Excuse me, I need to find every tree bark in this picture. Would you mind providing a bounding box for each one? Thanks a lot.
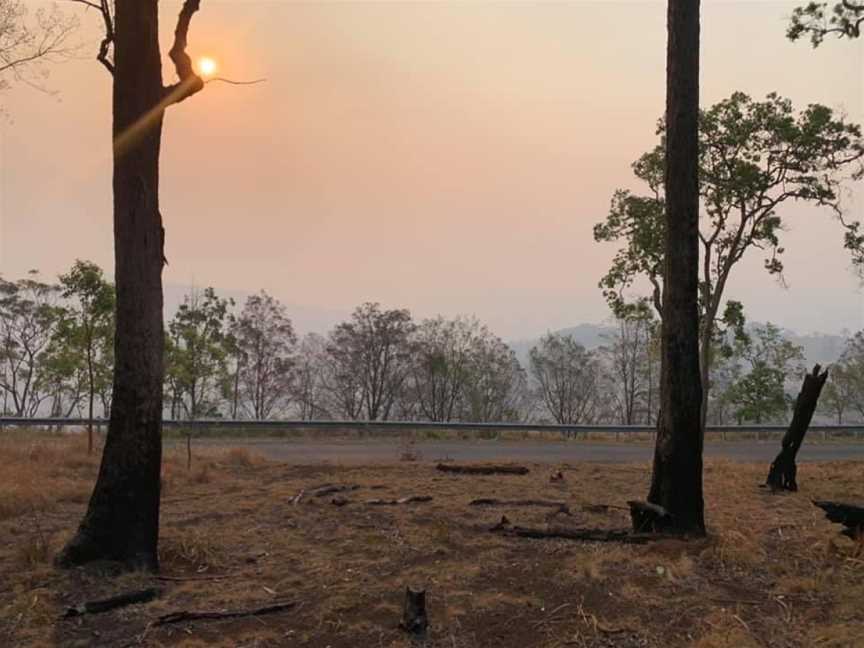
[56,0,167,571]
[641,0,705,535]
[766,365,828,492]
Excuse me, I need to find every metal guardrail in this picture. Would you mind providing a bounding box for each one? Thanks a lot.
[1,417,863,435]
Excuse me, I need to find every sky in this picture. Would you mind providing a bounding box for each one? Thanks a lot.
[1,0,863,339]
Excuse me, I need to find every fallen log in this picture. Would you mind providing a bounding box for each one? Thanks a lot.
[766,365,829,492]
[154,601,296,626]
[367,496,433,506]
[490,516,658,544]
[63,588,160,618]
[813,500,864,540]
[470,498,571,514]
[436,463,529,475]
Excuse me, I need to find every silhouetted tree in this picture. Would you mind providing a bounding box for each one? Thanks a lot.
[230,292,297,420]
[639,0,705,535]
[58,0,208,570]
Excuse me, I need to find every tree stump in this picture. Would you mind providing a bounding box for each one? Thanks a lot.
[399,587,428,639]
[766,365,828,492]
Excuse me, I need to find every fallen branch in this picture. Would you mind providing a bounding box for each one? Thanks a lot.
[583,503,630,513]
[367,496,433,506]
[436,464,529,476]
[153,601,296,626]
[470,498,571,514]
[490,516,659,544]
[63,588,160,618]
[311,484,360,498]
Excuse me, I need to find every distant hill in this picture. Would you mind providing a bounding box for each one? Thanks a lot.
[510,322,850,368]
[509,323,614,365]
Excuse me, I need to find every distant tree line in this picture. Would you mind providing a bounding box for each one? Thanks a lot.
[4,262,861,427]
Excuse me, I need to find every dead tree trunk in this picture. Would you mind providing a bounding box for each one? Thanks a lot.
[637,0,705,535]
[57,0,205,571]
[766,365,828,492]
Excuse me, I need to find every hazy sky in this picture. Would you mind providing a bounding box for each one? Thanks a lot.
[1,1,863,338]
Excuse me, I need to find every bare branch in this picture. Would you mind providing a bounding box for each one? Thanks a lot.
[163,0,204,106]
[65,0,113,75]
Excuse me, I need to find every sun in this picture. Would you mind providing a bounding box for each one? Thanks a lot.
[197,57,217,78]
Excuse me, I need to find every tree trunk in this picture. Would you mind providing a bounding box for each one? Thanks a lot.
[639,0,705,535]
[56,0,166,571]
[766,365,828,492]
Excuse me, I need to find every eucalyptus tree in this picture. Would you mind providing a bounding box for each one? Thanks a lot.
[529,332,601,424]
[598,302,660,425]
[0,273,63,417]
[594,92,864,427]
[637,0,705,535]
[230,292,297,420]
[461,334,527,423]
[57,260,115,452]
[165,287,232,419]
[324,303,415,421]
[59,0,212,570]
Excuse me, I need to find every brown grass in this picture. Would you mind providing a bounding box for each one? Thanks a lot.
[0,432,862,647]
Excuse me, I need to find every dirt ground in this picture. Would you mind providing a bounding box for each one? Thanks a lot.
[1,434,862,648]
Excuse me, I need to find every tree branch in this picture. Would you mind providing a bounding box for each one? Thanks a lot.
[163,0,204,105]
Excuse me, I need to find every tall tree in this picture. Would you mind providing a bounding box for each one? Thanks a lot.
[409,316,487,423]
[230,292,297,420]
[58,0,208,570]
[594,92,864,426]
[599,302,660,425]
[529,332,601,424]
[639,0,705,535]
[58,260,115,452]
[324,303,415,421]
[788,1,864,46]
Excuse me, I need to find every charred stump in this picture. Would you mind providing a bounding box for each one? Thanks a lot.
[399,587,428,639]
[813,500,864,540]
[766,365,828,492]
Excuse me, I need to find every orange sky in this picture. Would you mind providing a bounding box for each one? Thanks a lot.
[1,1,862,338]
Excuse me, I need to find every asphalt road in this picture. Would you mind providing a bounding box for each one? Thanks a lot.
[184,438,864,464]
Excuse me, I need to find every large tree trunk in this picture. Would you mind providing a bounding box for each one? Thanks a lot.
[56,0,166,571]
[766,365,829,492]
[639,0,705,535]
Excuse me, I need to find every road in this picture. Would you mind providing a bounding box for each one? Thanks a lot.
[183,438,864,464]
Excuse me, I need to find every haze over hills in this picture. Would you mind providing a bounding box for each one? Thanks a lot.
[165,282,851,368]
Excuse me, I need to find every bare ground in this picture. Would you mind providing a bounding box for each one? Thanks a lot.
[1,434,862,647]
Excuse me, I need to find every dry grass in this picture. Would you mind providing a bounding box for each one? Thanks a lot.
[0,432,862,647]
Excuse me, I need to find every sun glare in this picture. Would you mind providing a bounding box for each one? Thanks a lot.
[198,57,217,78]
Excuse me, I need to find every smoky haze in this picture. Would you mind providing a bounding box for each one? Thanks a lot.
[1,1,862,339]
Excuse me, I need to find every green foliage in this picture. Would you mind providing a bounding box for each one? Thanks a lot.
[165,287,233,419]
[788,2,864,46]
[594,92,864,409]
[722,323,806,424]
